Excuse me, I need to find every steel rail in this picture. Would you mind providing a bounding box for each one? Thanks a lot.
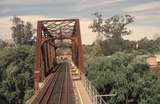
[47,63,66,104]
[57,63,67,104]
[40,64,63,104]
[30,64,62,104]
[31,62,75,104]
[59,63,69,104]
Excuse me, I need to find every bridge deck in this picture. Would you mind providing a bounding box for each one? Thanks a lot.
[30,62,75,104]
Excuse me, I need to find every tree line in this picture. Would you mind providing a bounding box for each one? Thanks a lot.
[85,12,160,56]
[0,16,35,104]
[85,13,160,104]
[0,14,160,104]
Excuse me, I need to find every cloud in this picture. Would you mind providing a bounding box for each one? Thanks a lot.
[77,0,124,11]
[0,0,50,5]
[124,1,160,12]
[0,15,160,44]
[0,15,51,41]
[0,16,12,40]
[0,15,97,44]
[80,18,97,44]
[135,15,160,20]
[0,8,11,14]
[123,25,160,40]
[22,16,97,44]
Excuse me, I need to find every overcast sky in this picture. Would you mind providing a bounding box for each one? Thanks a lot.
[0,0,160,44]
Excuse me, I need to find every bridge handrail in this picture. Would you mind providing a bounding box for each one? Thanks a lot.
[82,75,108,104]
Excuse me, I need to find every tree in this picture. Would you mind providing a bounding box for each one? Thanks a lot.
[0,39,6,48]
[89,12,134,40]
[11,16,35,45]
[92,40,104,56]
[137,37,160,54]
[0,45,34,104]
[86,52,160,104]
[23,22,35,44]
[89,13,134,55]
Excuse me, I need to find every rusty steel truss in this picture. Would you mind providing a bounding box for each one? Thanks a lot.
[34,19,85,92]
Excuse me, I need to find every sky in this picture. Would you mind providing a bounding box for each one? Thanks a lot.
[0,0,160,44]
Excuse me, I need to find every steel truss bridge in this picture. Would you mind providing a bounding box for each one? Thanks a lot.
[28,19,107,104]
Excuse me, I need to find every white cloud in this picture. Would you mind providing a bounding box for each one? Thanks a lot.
[78,0,124,11]
[0,17,12,40]
[0,15,97,44]
[0,0,50,5]
[124,1,160,12]
[1,15,160,44]
[0,8,11,14]
[135,15,160,20]
[0,15,51,40]
[20,16,97,44]
[80,18,97,44]
[123,25,160,40]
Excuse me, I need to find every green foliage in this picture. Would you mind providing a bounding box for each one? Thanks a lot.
[89,12,134,39]
[0,39,7,49]
[0,16,35,104]
[83,45,94,55]
[11,16,35,45]
[0,45,34,104]
[84,36,160,56]
[86,52,160,103]
[89,13,160,56]
[89,13,135,56]
[99,38,136,55]
[137,37,160,54]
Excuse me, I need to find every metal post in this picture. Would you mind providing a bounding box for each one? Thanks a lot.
[75,19,85,75]
[34,21,42,92]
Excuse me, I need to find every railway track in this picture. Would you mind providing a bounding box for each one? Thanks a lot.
[30,62,75,104]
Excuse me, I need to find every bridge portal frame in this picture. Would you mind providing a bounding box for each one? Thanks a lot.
[34,19,85,92]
